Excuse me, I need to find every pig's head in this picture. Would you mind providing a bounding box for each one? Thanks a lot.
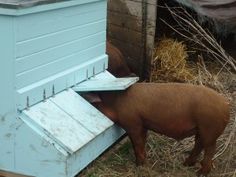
[81,92,118,123]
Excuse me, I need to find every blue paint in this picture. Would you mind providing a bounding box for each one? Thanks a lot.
[73,72,139,92]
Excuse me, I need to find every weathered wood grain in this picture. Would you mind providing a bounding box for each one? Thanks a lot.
[107,0,157,77]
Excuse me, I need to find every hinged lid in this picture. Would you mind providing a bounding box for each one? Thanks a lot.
[73,71,139,92]
[19,89,113,154]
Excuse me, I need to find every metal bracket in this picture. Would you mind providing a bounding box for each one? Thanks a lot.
[26,96,30,110]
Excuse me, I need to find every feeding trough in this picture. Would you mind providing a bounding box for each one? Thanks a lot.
[0,0,138,176]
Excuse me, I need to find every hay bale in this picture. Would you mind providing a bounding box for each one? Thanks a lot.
[151,38,195,82]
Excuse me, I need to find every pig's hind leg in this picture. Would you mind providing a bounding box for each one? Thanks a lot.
[184,134,203,166]
[197,126,219,176]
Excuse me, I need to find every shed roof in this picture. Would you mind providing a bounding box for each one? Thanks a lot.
[0,0,69,9]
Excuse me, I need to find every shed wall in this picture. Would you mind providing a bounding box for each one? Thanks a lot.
[107,0,157,78]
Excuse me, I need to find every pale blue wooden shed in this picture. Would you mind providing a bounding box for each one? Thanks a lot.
[0,0,138,176]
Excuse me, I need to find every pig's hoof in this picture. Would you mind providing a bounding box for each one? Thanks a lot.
[135,161,145,167]
[183,158,197,166]
[197,168,210,177]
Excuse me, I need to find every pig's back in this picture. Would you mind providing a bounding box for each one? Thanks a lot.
[125,83,229,139]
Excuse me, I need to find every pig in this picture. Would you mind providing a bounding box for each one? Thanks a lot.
[86,83,230,176]
[106,41,134,77]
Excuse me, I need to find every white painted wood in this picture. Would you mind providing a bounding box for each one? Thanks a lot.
[17,88,126,177]
[50,89,113,135]
[16,55,108,110]
[0,15,17,171]
[67,125,125,177]
[16,31,105,74]
[73,75,139,92]
[90,70,116,79]
[16,112,125,177]
[21,99,95,154]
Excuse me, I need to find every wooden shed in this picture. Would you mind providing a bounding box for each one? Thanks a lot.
[107,0,158,78]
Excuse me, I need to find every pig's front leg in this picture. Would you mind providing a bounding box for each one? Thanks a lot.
[127,126,148,165]
[184,134,203,166]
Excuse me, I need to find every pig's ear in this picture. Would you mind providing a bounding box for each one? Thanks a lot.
[81,92,102,103]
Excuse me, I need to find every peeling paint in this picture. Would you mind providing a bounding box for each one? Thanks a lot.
[5,133,12,138]
[29,144,37,152]
[0,116,5,122]
[41,139,50,148]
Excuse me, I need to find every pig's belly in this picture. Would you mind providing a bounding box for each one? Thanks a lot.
[144,118,197,140]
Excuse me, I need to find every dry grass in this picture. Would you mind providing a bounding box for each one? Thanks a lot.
[150,38,195,83]
[160,6,236,72]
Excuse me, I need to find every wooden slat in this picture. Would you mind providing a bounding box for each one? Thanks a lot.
[16,56,108,110]
[16,31,106,74]
[16,45,106,89]
[108,11,156,35]
[108,24,142,46]
[20,99,95,154]
[108,38,143,60]
[15,1,106,41]
[73,76,139,92]
[87,70,116,79]
[16,20,106,58]
[50,89,113,135]
[108,0,156,21]
[107,0,157,78]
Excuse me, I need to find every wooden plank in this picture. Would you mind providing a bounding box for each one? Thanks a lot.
[50,89,113,135]
[16,20,106,58]
[73,76,139,92]
[108,11,142,32]
[107,0,157,78]
[16,31,105,73]
[67,125,125,177]
[16,56,108,110]
[14,113,125,177]
[108,24,142,46]
[20,99,95,154]
[15,1,106,41]
[108,0,156,5]
[108,11,156,35]
[16,45,106,89]
[90,70,116,79]
[0,15,17,171]
[108,0,156,21]
[108,38,143,60]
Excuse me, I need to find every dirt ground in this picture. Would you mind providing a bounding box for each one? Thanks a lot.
[77,70,236,177]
